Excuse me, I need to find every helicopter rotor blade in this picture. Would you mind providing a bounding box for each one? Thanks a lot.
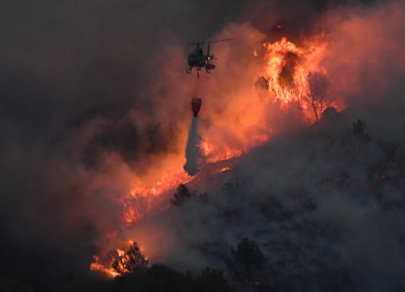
[205,38,238,44]
[189,38,238,46]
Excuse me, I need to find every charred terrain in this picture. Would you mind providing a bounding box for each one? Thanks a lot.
[1,0,405,291]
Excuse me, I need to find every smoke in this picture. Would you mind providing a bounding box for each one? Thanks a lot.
[184,117,202,176]
[1,0,404,290]
[126,1,405,291]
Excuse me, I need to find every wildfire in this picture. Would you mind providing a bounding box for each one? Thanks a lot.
[118,170,192,225]
[91,32,345,277]
[260,37,345,123]
[90,255,120,278]
[200,140,243,163]
[129,171,191,198]
[91,240,150,277]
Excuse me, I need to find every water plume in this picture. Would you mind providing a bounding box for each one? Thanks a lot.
[183,116,202,176]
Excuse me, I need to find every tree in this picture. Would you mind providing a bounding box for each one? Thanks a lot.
[112,242,148,276]
[170,184,193,207]
[133,264,192,292]
[223,175,245,192]
[113,264,231,292]
[269,77,306,110]
[307,71,329,121]
[255,76,270,101]
[351,119,366,137]
[192,267,232,292]
[226,238,267,284]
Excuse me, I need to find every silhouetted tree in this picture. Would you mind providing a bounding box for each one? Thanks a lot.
[255,76,270,100]
[112,242,148,276]
[308,71,329,121]
[193,267,232,292]
[227,238,267,284]
[351,119,366,137]
[133,264,192,292]
[113,264,231,292]
[170,184,193,207]
[223,176,245,192]
[56,278,112,292]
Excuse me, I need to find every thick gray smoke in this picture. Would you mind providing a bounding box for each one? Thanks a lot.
[184,117,202,176]
[0,0,401,291]
[131,109,405,291]
[127,1,405,291]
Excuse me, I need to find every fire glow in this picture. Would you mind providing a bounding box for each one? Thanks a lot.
[261,37,343,121]
[91,33,345,276]
[90,255,120,278]
[117,170,192,225]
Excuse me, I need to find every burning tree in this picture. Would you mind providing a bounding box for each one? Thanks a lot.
[112,242,148,276]
[266,71,330,122]
[226,237,267,284]
[269,77,306,110]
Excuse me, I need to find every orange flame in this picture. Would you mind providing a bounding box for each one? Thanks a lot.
[90,255,120,278]
[112,36,336,225]
[116,170,192,225]
[91,33,346,275]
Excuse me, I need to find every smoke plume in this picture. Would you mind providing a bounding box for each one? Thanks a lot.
[1,0,404,291]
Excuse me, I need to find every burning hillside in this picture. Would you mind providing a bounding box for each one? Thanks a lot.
[89,2,405,281]
[86,26,340,276]
[2,0,405,291]
[97,37,327,227]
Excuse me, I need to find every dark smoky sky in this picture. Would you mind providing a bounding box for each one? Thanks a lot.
[0,0,399,290]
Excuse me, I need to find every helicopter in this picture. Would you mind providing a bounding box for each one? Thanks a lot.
[186,38,236,77]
